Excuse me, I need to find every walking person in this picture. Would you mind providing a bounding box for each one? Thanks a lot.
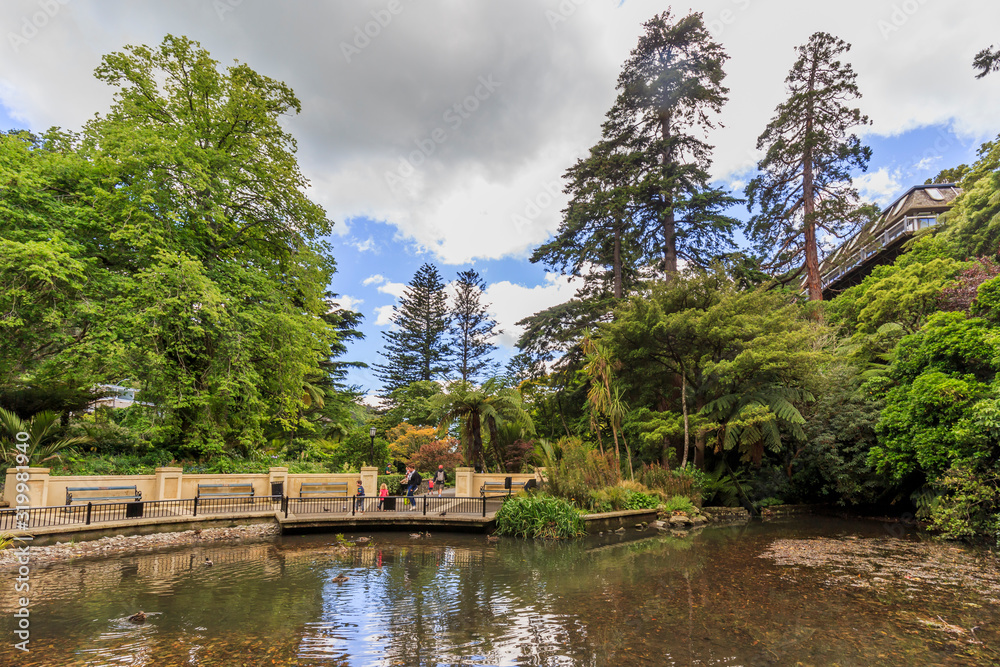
[433,465,446,497]
[402,466,414,508]
[354,479,366,513]
[406,467,422,510]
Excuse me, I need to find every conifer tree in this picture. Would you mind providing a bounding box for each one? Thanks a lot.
[605,10,738,278]
[745,32,876,301]
[450,269,501,383]
[373,263,449,394]
[531,138,643,300]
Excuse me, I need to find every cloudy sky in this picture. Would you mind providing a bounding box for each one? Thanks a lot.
[3,0,999,395]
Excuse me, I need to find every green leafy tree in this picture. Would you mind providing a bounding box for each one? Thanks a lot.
[939,134,1000,258]
[745,32,876,300]
[374,263,450,393]
[450,269,500,383]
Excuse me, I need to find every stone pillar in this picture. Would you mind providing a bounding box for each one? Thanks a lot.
[4,467,50,507]
[360,466,378,498]
[268,467,289,496]
[455,467,473,497]
[154,467,184,500]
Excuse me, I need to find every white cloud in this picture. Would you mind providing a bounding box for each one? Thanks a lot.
[485,272,583,349]
[362,274,386,287]
[373,305,395,327]
[913,155,939,172]
[351,236,376,253]
[857,167,903,206]
[332,294,364,312]
[377,281,406,298]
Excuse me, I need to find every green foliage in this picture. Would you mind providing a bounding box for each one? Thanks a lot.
[927,462,1000,544]
[540,437,622,503]
[0,408,92,468]
[757,497,786,508]
[432,378,534,469]
[622,490,659,510]
[377,474,406,495]
[826,238,965,336]
[493,493,586,539]
[664,495,696,513]
[636,463,699,500]
[940,134,1000,257]
[696,463,742,507]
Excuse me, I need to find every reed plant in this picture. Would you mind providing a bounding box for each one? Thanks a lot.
[494,493,586,539]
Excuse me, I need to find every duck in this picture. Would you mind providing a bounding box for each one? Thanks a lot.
[331,574,349,583]
[356,536,371,544]
[409,533,423,539]
[486,535,500,543]
[423,531,431,538]
[204,557,213,566]
[127,611,146,624]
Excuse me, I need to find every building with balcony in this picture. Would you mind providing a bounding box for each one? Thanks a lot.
[818,183,962,299]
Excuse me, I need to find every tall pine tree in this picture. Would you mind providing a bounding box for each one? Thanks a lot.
[450,269,501,383]
[745,32,876,300]
[374,263,449,394]
[606,10,739,278]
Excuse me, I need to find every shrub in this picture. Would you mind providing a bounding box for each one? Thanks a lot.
[406,439,463,473]
[757,497,785,508]
[637,463,698,501]
[622,491,659,510]
[494,493,586,539]
[378,474,406,495]
[664,495,696,514]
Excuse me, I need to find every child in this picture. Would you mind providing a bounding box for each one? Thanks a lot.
[377,482,389,511]
[355,479,365,513]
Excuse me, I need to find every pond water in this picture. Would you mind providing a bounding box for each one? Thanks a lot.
[0,516,997,666]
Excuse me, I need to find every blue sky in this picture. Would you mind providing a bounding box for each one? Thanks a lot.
[1,1,998,397]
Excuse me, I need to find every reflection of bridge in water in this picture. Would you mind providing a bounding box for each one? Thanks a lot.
[278,495,506,534]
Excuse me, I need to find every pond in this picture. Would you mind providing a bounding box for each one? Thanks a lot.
[0,516,997,666]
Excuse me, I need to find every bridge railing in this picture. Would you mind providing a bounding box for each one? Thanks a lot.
[284,494,506,519]
[0,493,508,531]
[0,495,283,531]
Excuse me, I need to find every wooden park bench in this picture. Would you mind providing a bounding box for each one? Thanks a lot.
[299,482,349,498]
[481,478,512,498]
[196,482,255,498]
[65,485,141,505]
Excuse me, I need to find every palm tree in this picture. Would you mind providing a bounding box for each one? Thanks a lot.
[432,379,534,470]
[582,336,634,478]
[0,408,93,468]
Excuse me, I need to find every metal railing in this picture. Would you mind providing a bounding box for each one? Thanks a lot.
[0,495,282,531]
[821,215,939,289]
[283,494,505,519]
[0,494,507,531]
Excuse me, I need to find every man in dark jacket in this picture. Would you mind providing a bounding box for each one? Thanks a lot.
[406,467,422,509]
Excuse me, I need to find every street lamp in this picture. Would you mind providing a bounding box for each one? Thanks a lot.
[369,426,376,466]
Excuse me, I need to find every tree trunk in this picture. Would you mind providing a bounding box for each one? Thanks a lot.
[658,110,678,280]
[613,223,623,300]
[694,398,705,469]
[680,368,690,468]
[471,411,483,467]
[803,59,822,302]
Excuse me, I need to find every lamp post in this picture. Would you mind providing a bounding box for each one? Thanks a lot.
[369,426,376,466]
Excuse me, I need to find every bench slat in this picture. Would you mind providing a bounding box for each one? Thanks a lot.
[66,485,141,504]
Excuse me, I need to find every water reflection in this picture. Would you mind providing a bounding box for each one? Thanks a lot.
[0,518,996,665]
